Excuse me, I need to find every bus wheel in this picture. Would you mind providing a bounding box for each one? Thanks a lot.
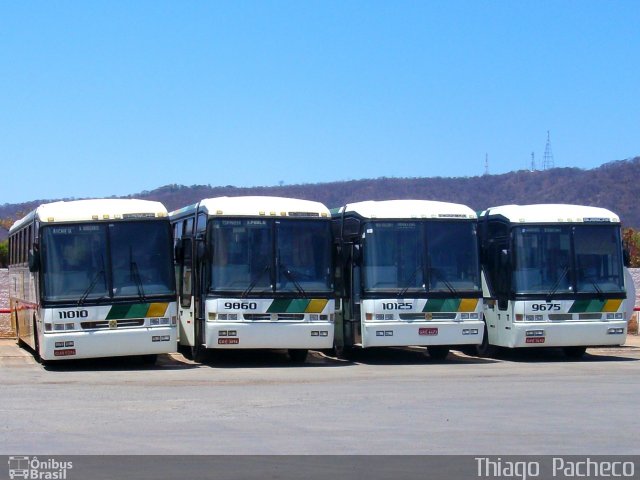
[33,320,43,364]
[189,343,207,363]
[288,349,308,363]
[427,346,450,361]
[476,323,497,358]
[563,346,587,359]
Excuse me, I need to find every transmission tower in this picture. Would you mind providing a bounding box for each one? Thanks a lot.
[530,152,536,171]
[543,131,554,170]
[484,153,489,176]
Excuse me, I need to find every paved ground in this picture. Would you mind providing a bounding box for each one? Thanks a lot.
[1,338,639,456]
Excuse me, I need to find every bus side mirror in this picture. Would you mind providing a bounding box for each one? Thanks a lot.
[28,248,40,272]
[500,249,510,267]
[196,239,207,262]
[623,248,631,268]
[174,243,183,262]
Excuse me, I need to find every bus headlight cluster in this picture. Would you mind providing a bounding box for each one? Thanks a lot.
[460,313,480,320]
[50,322,76,332]
[526,315,544,321]
[309,314,330,322]
[607,328,624,335]
[462,328,479,335]
[150,317,171,326]
[218,314,239,321]
[606,313,625,320]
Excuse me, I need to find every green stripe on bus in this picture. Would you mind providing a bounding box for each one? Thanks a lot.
[266,299,293,313]
[106,303,150,319]
[285,299,310,313]
[106,304,131,320]
[127,303,151,318]
[568,299,606,313]
[422,298,461,312]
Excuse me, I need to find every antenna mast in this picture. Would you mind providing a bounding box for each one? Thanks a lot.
[543,131,554,170]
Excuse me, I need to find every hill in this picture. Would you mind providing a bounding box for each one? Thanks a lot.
[1,157,639,240]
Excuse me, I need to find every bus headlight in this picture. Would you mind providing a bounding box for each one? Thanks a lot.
[607,328,624,335]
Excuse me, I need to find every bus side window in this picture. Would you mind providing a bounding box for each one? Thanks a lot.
[196,213,207,233]
[180,237,193,309]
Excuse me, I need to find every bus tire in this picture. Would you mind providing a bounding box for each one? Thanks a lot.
[33,319,43,364]
[476,323,497,358]
[189,343,207,363]
[427,346,450,361]
[288,349,308,363]
[563,346,587,359]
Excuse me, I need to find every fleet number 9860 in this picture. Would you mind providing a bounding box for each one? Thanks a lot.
[530,303,561,311]
[224,302,258,310]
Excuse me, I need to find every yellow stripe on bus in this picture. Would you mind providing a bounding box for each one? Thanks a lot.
[147,303,169,317]
[603,299,623,312]
[305,299,328,313]
[458,298,479,312]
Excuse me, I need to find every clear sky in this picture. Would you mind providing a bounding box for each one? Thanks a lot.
[1,0,638,204]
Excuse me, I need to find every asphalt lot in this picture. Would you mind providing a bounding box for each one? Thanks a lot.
[1,338,639,456]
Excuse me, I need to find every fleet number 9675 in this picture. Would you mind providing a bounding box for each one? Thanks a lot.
[530,303,561,311]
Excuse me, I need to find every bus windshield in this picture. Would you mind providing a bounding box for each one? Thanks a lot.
[363,221,480,294]
[512,225,624,295]
[209,218,333,294]
[41,221,175,303]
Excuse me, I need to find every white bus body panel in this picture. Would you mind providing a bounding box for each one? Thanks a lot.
[360,298,484,348]
[203,298,334,349]
[39,304,178,361]
[483,297,628,349]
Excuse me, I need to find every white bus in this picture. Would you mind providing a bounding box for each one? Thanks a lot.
[332,200,484,360]
[170,196,335,362]
[8,199,177,363]
[478,204,633,358]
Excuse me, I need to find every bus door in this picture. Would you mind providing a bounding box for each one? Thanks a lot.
[177,236,196,346]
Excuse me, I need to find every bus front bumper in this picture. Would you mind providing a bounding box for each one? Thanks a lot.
[205,322,334,349]
[362,320,485,348]
[508,321,627,348]
[40,326,177,360]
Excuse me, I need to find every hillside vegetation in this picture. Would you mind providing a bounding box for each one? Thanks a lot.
[1,157,640,239]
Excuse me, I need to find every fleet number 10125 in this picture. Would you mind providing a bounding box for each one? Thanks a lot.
[382,302,412,310]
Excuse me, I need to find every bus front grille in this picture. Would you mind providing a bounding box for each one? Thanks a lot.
[243,314,272,321]
[81,319,145,330]
[277,314,305,321]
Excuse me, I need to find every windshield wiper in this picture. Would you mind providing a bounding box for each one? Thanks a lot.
[546,265,569,302]
[398,264,427,297]
[429,267,458,295]
[129,247,146,302]
[279,262,307,297]
[78,270,105,306]
[241,264,271,298]
[579,271,604,300]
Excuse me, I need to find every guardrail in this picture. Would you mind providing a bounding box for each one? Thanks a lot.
[0,308,9,314]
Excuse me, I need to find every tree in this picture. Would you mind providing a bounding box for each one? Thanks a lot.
[623,228,640,268]
[0,240,7,267]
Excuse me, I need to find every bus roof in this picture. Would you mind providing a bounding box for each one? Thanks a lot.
[170,196,330,219]
[334,199,477,220]
[9,199,168,233]
[480,204,620,224]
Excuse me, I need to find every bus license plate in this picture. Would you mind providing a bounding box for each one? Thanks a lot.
[419,328,438,336]
[218,338,239,345]
[526,337,545,344]
[54,349,76,356]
